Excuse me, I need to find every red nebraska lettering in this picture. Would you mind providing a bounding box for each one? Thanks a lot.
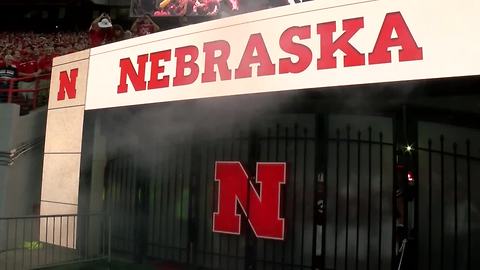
[57,68,79,101]
[173,45,200,86]
[213,162,286,240]
[116,12,422,93]
[235,33,276,79]
[117,54,148,93]
[202,40,232,83]
[148,50,171,89]
[369,12,423,64]
[317,17,365,69]
[279,25,312,74]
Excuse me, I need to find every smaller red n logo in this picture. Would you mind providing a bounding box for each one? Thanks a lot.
[213,162,286,240]
[57,68,79,101]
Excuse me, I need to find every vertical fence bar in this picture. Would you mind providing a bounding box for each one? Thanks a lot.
[67,216,70,261]
[334,128,340,270]
[73,215,77,258]
[377,132,383,270]
[291,124,299,269]
[440,135,444,270]
[366,127,372,270]
[301,128,308,268]
[53,216,56,263]
[14,218,17,270]
[345,126,351,270]
[60,216,63,261]
[22,218,25,270]
[466,140,471,270]
[37,217,40,266]
[30,218,33,268]
[428,139,432,270]
[355,131,361,270]
[453,143,458,268]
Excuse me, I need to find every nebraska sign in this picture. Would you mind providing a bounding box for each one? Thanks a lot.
[84,0,480,110]
[116,12,421,94]
[213,162,287,240]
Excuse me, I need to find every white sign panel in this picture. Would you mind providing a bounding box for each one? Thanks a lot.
[85,0,480,110]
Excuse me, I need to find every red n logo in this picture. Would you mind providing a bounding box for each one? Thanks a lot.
[213,162,286,240]
[57,68,79,101]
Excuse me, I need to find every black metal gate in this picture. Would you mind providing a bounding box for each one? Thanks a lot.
[417,121,480,270]
[102,113,398,270]
[324,115,395,270]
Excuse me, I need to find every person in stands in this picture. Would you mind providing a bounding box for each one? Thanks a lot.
[17,48,41,99]
[0,55,18,101]
[89,13,114,47]
[131,14,160,36]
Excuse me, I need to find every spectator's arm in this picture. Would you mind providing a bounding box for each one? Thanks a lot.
[89,13,105,31]
[178,0,188,16]
[18,70,42,78]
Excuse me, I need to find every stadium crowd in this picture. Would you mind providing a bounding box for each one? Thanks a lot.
[0,12,161,82]
[0,32,89,83]
[133,0,311,17]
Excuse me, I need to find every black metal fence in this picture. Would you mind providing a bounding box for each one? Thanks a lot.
[324,115,395,270]
[101,115,480,270]
[417,122,480,270]
[0,213,111,270]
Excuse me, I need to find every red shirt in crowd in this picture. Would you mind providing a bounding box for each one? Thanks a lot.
[18,59,39,81]
[89,28,114,47]
[38,54,55,73]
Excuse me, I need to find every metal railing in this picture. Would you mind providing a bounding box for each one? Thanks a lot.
[0,213,111,270]
[0,138,44,167]
[0,74,50,115]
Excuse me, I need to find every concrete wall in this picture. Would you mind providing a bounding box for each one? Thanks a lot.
[0,104,47,218]
[0,103,47,251]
